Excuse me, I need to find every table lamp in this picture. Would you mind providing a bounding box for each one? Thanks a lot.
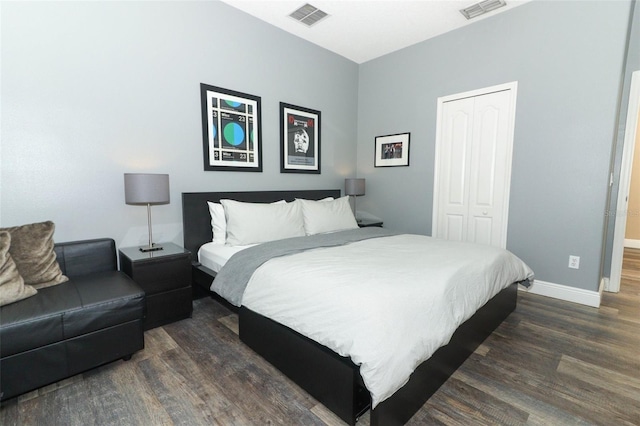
[124,173,170,252]
[345,178,365,222]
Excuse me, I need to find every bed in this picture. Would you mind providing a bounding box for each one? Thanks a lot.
[182,189,532,426]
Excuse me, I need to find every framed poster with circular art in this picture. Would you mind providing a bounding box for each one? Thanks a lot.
[200,83,262,172]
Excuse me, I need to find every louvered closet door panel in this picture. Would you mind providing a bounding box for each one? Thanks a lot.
[467,90,511,247]
[436,97,475,241]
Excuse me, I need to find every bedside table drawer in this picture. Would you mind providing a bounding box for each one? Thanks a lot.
[132,259,190,295]
[145,286,192,330]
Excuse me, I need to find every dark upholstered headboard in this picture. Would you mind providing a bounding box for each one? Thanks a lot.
[181,189,341,257]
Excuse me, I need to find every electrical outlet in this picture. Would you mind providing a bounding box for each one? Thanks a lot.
[568,255,580,269]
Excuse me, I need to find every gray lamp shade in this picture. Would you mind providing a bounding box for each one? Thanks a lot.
[124,173,170,205]
[345,178,365,196]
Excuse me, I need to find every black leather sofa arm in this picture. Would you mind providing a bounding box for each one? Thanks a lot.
[54,238,118,278]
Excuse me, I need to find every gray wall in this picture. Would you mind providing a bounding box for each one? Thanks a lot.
[356,0,632,291]
[1,1,358,247]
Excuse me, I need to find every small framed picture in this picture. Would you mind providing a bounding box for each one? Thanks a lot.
[280,102,321,174]
[374,132,410,167]
[200,83,262,172]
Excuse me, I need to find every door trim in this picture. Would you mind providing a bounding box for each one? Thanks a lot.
[609,70,640,293]
[432,81,518,248]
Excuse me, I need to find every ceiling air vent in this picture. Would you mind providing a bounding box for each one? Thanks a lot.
[460,0,507,20]
[289,3,329,27]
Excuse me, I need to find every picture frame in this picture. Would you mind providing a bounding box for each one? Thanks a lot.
[374,132,410,167]
[280,102,321,174]
[200,83,262,172]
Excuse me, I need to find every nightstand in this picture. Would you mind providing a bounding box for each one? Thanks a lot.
[358,219,383,228]
[119,242,192,330]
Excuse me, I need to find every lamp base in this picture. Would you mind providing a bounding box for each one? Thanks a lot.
[139,244,164,252]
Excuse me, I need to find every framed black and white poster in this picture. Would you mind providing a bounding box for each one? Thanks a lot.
[200,83,262,172]
[374,132,410,167]
[280,102,321,174]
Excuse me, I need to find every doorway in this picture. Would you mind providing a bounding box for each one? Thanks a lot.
[432,82,518,248]
[609,71,640,293]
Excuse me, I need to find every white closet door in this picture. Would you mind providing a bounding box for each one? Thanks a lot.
[433,83,516,248]
[435,97,475,242]
[466,90,512,246]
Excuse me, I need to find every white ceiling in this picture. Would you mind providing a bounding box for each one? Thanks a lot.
[219,0,533,64]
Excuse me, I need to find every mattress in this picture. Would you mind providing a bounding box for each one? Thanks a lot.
[197,242,253,273]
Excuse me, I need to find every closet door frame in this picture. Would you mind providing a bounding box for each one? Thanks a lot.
[432,81,518,248]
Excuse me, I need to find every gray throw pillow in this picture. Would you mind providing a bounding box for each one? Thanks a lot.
[0,231,37,306]
[0,221,68,289]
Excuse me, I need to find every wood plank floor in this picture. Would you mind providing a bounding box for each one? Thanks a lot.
[2,254,639,425]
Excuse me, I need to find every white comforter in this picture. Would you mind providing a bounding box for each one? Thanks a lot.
[241,234,533,408]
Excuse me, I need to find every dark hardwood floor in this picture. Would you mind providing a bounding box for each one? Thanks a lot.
[2,254,639,425]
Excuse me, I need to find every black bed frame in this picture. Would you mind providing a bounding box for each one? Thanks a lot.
[182,190,518,426]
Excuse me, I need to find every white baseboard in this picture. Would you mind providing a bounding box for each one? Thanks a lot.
[519,280,600,308]
[624,238,640,249]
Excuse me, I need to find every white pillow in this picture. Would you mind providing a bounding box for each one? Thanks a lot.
[207,202,227,245]
[208,199,287,245]
[297,196,359,235]
[221,199,305,246]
